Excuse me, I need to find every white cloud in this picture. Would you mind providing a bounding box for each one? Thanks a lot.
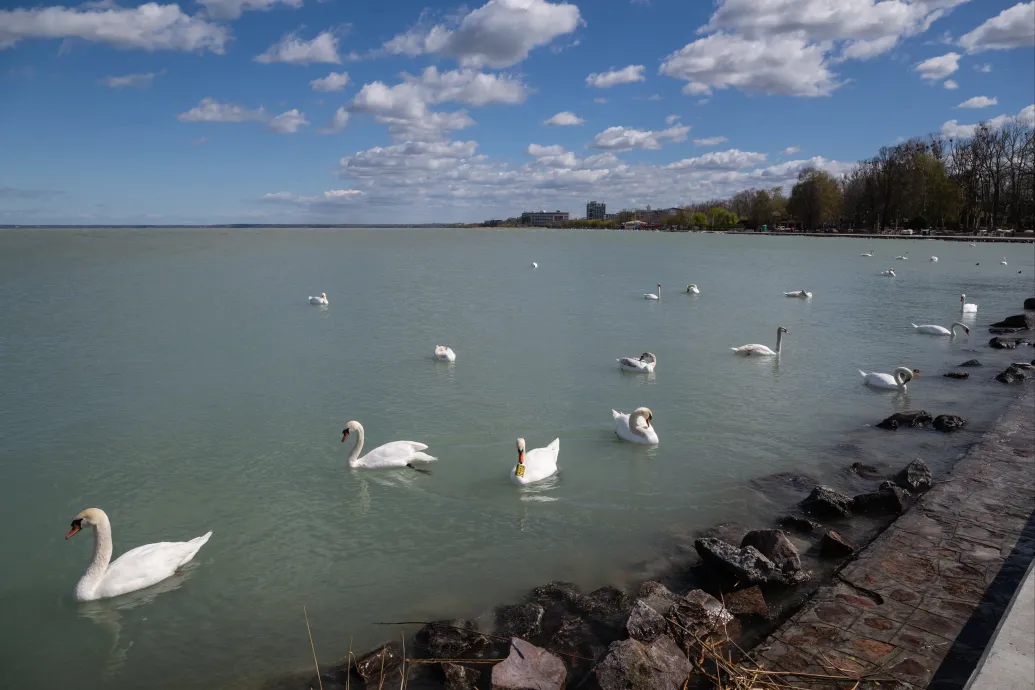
[593,97,608,104]
[527,143,577,168]
[268,109,308,133]
[192,136,209,146]
[660,33,839,97]
[381,0,581,68]
[585,65,645,88]
[665,114,681,125]
[178,97,266,123]
[693,136,728,146]
[943,79,959,89]
[588,124,689,151]
[255,31,340,65]
[959,2,1035,52]
[101,71,159,88]
[0,3,228,53]
[915,52,960,80]
[544,111,584,126]
[667,148,766,170]
[310,71,350,92]
[196,0,301,20]
[974,62,992,72]
[839,35,899,60]
[781,145,800,155]
[404,66,528,106]
[261,189,364,206]
[318,107,349,134]
[940,104,1035,138]
[956,95,997,108]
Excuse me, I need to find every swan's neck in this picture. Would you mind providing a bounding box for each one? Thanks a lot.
[347,426,365,467]
[951,322,965,336]
[77,518,113,598]
[894,371,908,387]
[775,329,784,353]
[630,412,649,435]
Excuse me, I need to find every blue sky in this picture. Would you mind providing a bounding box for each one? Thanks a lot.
[1,0,1033,224]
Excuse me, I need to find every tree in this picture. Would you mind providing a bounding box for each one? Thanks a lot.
[788,167,843,229]
[690,212,708,227]
[707,207,737,227]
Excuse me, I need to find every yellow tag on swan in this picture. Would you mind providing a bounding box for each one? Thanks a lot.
[515,464,525,478]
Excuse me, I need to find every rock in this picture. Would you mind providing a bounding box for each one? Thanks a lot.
[748,472,818,494]
[529,581,580,606]
[996,366,1029,384]
[989,313,1034,329]
[852,485,911,515]
[443,663,481,690]
[990,326,1029,335]
[415,620,489,659]
[895,459,932,494]
[1025,297,1035,311]
[694,538,807,586]
[779,515,821,534]
[740,529,804,577]
[638,581,674,599]
[958,359,982,367]
[800,486,853,519]
[820,531,855,558]
[574,586,632,629]
[495,603,545,640]
[695,521,751,545]
[491,638,566,690]
[944,371,970,379]
[626,599,670,643]
[666,590,734,649]
[595,636,691,690]
[989,336,1032,349]
[876,410,932,430]
[548,614,602,659]
[933,414,966,432]
[722,586,770,619]
[847,462,884,479]
[354,643,404,681]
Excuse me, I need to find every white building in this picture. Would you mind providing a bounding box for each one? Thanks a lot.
[520,210,570,226]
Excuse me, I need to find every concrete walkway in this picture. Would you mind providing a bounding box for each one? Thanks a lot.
[965,560,1035,690]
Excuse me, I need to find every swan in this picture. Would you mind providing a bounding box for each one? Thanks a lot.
[308,292,329,305]
[930,256,938,262]
[510,437,559,484]
[732,326,787,356]
[531,262,538,269]
[896,255,908,260]
[880,269,896,277]
[969,243,977,247]
[912,322,970,337]
[860,367,916,391]
[861,249,874,257]
[784,289,812,299]
[1001,258,1008,266]
[960,294,978,313]
[686,284,700,294]
[617,351,657,373]
[613,407,658,445]
[644,284,661,300]
[65,508,211,602]
[434,346,456,362]
[341,420,436,471]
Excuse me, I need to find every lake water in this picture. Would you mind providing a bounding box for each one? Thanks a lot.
[0,227,1032,690]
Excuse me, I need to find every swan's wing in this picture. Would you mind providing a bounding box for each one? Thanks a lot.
[732,344,772,354]
[99,533,211,598]
[360,440,432,466]
[617,357,647,370]
[612,409,628,422]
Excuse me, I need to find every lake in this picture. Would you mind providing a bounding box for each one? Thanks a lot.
[0,227,1032,690]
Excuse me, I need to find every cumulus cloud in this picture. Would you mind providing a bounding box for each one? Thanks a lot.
[974,63,992,72]
[666,148,766,170]
[261,189,365,210]
[310,71,350,92]
[318,107,349,134]
[944,79,958,89]
[915,52,960,80]
[693,136,728,146]
[544,111,584,126]
[588,124,689,151]
[255,31,340,65]
[178,97,266,122]
[101,71,160,88]
[959,2,1034,52]
[585,65,645,88]
[957,95,997,108]
[665,115,681,125]
[781,145,801,155]
[0,3,228,53]
[940,104,1035,138]
[196,0,301,20]
[268,109,308,133]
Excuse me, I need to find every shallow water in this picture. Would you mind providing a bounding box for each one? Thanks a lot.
[0,228,1032,690]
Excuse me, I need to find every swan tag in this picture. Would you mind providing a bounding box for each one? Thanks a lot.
[515,464,526,478]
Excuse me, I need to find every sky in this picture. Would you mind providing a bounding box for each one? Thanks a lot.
[1,0,1034,225]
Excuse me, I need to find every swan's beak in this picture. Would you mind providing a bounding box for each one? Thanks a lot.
[65,523,81,540]
[646,416,652,427]
[341,430,349,442]
[517,450,524,464]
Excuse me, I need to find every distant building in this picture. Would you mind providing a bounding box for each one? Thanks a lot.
[482,219,504,227]
[604,213,616,221]
[521,210,570,226]
[586,201,606,220]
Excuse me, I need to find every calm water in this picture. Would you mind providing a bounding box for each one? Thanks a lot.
[0,228,1032,689]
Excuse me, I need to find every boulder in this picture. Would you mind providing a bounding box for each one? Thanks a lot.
[495,603,545,640]
[996,366,1029,384]
[415,620,488,659]
[694,538,807,586]
[820,531,855,559]
[443,663,481,690]
[944,371,970,379]
[852,485,911,515]
[800,486,853,519]
[665,590,734,649]
[779,515,821,534]
[574,586,632,629]
[876,410,932,430]
[740,529,804,577]
[354,643,404,681]
[626,583,677,642]
[989,313,1034,330]
[989,337,1032,350]
[958,359,982,367]
[895,459,932,494]
[529,581,580,606]
[1025,297,1035,311]
[491,639,566,690]
[933,414,966,432]
[595,636,691,690]
[548,614,602,659]
[722,586,770,619]
[847,462,884,479]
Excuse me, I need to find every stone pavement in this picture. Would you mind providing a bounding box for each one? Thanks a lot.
[965,559,1035,689]
[752,391,1035,689]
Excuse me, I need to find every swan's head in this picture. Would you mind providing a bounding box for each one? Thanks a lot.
[321,292,327,299]
[960,294,966,302]
[778,326,788,334]
[66,508,105,539]
[341,420,361,442]
[639,352,657,363]
[516,438,526,462]
[634,406,653,427]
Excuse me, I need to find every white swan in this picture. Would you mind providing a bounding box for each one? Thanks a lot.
[1001,257,1008,266]
[880,269,896,277]
[65,508,211,602]
[861,249,874,257]
[731,326,787,356]
[784,289,812,299]
[960,294,978,313]
[896,255,908,260]
[510,437,559,485]
[644,283,661,300]
[434,345,456,362]
[912,322,970,337]
[686,284,700,294]
[617,351,657,373]
[613,407,658,445]
[930,256,938,262]
[308,292,329,305]
[860,367,916,391]
[341,420,436,471]
[531,262,538,269]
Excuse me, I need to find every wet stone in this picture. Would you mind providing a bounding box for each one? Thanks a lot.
[495,603,545,640]
[574,585,632,630]
[933,414,966,432]
[666,589,734,649]
[943,371,970,379]
[740,529,805,577]
[491,639,566,690]
[442,663,481,690]
[529,581,580,606]
[595,636,691,690]
[695,538,807,586]
[779,515,821,533]
[996,365,1029,384]
[820,531,855,558]
[723,586,770,619]
[801,486,853,519]
[626,598,669,643]
[354,643,404,680]
[415,620,489,659]
[958,359,982,367]
[852,485,912,515]
[895,459,932,494]
[877,410,932,430]
[848,462,885,479]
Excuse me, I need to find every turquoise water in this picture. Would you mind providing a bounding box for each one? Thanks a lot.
[0,227,1031,689]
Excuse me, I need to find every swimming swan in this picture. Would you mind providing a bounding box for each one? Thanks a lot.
[861,249,874,257]
[686,284,700,294]
[613,407,658,444]
[784,289,812,299]
[1001,258,1008,266]
[860,367,916,391]
[434,346,456,362]
[880,269,896,277]
[912,322,969,337]
[644,284,661,300]
[510,437,559,484]
[531,262,538,269]
[617,352,657,373]
[731,326,788,356]
[930,256,938,262]
[341,420,436,471]
[960,294,978,313]
[309,292,329,305]
[65,508,211,602]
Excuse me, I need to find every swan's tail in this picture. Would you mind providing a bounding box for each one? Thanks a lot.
[858,370,867,378]
[410,452,437,463]
[546,438,560,452]
[910,323,918,329]
[612,409,622,420]
[178,531,213,566]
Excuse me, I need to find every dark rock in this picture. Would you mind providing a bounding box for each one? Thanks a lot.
[626,599,670,643]
[989,336,1032,349]
[876,410,932,430]
[415,620,489,659]
[944,371,970,379]
[895,459,932,494]
[748,472,818,494]
[666,590,734,649]
[695,521,751,546]
[529,581,580,606]
[722,586,770,619]
[495,603,545,640]
[1025,297,1035,311]
[800,486,853,519]
[933,414,967,432]
[595,636,691,690]
[491,638,566,690]
[548,614,602,659]
[694,538,808,586]
[779,515,821,534]
[852,485,911,515]
[443,663,481,690]
[958,359,982,367]
[989,313,1034,330]
[638,581,674,599]
[354,643,404,681]
[574,586,632,629]
[848,462,884,479]
[820,531,856,558]
[740,529,804,576]
[990,326,1029,335]
[996,366,1029,384]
